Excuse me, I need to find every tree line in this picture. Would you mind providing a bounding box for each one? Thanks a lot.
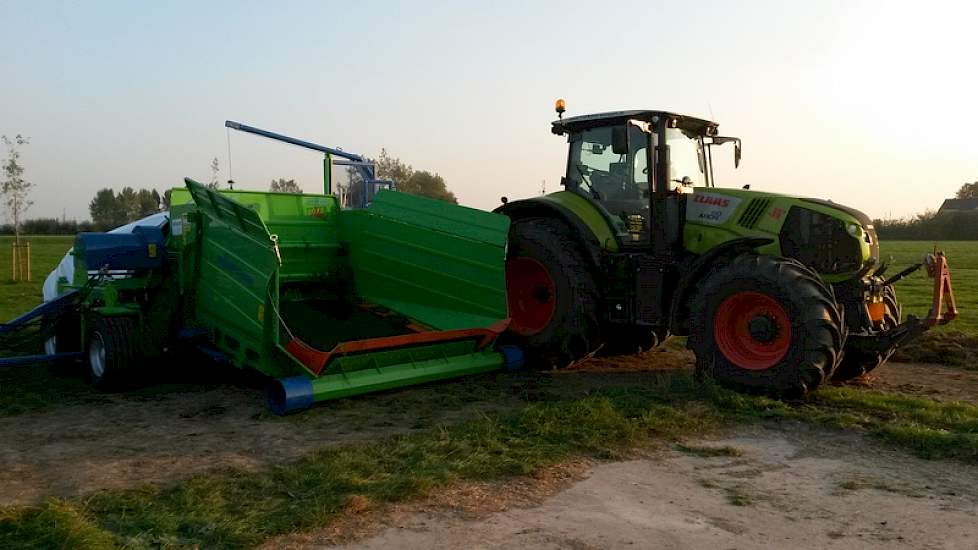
[873,181,978,240]
[0,136,462,235]
[88,187,165,230]
[338,149,456,207]
[874,210,978,240]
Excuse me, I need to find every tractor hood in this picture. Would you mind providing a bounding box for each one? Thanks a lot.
[704,187,875,230]
[800,197,874,229]
[687,187,879,280]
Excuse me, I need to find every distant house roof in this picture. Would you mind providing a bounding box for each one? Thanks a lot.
[938,198,978,214]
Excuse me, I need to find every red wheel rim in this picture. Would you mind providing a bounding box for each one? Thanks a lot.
[713,291,792,370]
[506,257,557,336]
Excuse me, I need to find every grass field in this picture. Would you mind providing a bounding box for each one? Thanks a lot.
[0,235,73,323]
[0,236,971,332]
[880,241,975,334]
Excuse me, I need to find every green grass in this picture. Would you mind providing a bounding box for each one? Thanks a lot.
[709,384,978,461]
[0,235,74,323]
[3,374,978,549]
[879,240,975,334]
[877,241,977,365]
[0,377,726,549]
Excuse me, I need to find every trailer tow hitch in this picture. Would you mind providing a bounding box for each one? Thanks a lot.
[923,251,957,327]
[848,251,957,355]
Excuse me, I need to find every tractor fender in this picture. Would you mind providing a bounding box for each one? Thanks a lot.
[669,236,774,334]
[494,198,605,270]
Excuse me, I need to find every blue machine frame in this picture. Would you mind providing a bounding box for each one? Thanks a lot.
[225,121,394,207]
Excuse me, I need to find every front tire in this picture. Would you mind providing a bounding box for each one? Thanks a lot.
[689,255,844,396]
[504,217,601,368]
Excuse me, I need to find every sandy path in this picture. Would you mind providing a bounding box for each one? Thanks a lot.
[331,424,978,549]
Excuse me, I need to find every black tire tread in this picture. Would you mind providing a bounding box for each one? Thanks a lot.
[89,315,139,389]
[504,217,601,368]
[688,254,845,396]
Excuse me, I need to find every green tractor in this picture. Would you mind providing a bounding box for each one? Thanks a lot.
[497,102,957,395]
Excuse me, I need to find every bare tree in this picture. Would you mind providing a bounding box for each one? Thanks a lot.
[270,178,302,193]
[956,181,978,199]
[207,157,221,189]
[1,135,33,243]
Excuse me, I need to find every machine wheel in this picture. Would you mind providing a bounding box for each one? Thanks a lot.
[599,326,671,356]
[504,217,601,368]
[87,315,138,389]
[689,254,845,396]
[832,285,901,381]
[44,313,82,357]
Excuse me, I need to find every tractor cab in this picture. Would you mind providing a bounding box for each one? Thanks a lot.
[552,108,741,249]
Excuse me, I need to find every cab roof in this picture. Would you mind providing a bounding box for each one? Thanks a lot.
[551,110,717,135]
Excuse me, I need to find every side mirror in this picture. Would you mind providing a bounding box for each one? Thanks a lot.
[611,126,629,155]
[712,136,742,169]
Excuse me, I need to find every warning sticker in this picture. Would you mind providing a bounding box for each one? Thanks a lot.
[302,196,332,218]
[686,193,742,225]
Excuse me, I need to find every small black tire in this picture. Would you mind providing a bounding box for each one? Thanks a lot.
[503,217,601,368]
[87,315,138,389]
[689,254,845,396]
[44,312,82,357]
[832,285,901,381]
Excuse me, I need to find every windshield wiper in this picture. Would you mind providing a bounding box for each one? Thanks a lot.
[575,164,601,199]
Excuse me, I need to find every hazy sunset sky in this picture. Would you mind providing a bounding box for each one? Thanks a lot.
[1,0,975,221]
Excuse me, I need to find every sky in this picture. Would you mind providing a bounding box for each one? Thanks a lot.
[0,0,975,221]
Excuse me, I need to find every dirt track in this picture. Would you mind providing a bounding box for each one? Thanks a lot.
[324,424,978,550]
[3,353,978,548]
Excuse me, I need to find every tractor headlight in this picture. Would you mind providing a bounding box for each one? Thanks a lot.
[846,223,863,239]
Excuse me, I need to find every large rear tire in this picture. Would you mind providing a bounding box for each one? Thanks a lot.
[504,217,601,368]
[832,285,901,381]
[689,255,844,396]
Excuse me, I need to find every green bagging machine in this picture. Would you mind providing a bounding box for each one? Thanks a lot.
[171,180,520,413]
[0,125,521,414]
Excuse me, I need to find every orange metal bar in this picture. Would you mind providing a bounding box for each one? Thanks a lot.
[286,319,511,375]
[926,252,957,326]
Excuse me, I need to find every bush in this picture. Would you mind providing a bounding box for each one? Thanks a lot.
[875,210,978,240]
[0,218,90,235]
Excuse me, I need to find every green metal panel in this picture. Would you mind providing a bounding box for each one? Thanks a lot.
[172,186,344,282]
[183,179,281,373]
[307,346,506,402]
[174,182,513,405]
[539,191,621,252]
[341,190,510,330]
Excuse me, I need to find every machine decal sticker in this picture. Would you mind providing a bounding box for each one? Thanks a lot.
[686,193,742,225]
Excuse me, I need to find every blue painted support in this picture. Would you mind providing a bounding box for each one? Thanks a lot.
[225,120,394,207]
[267,376,315,415]
[0,290,80,333]
[500,345,525,371]
[0,352,84,368]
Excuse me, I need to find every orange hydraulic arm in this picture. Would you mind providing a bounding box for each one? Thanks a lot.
[925,251,957,327]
